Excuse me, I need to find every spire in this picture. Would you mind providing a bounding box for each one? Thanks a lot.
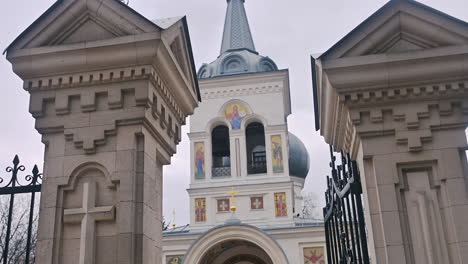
[220,0,256,54]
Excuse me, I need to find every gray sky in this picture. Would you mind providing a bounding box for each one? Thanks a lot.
[0,0,467,226]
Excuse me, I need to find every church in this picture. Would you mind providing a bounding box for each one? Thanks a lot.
[162,0,326,263]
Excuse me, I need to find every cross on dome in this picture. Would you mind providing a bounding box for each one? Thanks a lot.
[228,187,239,212]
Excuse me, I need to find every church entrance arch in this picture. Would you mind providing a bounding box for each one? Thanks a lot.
[199,240,272,264]
[184,225,289,264]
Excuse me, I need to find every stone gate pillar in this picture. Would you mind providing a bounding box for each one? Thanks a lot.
[314,1,468,263]
[5,1,199,263]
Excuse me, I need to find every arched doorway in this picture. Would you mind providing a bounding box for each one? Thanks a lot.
[184,225,289,264]
[199,240,273,264]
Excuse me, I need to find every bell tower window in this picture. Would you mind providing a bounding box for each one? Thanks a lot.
[211,125,231,177]
[246,122,267,174]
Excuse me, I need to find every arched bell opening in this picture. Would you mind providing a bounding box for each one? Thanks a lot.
[199,240,273,264]
[246,122,267,175]
[212,125,231,177]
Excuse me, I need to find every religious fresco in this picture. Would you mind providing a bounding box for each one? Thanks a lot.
[251,196,264,210]
[224,103,251,130]
[217,199,230,213]
[166,255,184,264]
[194,142,205,180]
[271,135,284,173]
[195,198,207,222]
[303,247,325,264]
[274,192,287,217]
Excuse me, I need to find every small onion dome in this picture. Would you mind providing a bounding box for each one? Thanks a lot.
[288,132,310,178]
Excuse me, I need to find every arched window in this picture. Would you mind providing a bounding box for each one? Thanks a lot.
[246,122,267,174]
[221,55,247,74]
[212,125,231,177]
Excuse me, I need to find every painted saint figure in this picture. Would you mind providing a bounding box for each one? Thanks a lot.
[195,198,206,222]
[271,135,284,173]
[303,247,325,264]
[224,103,250,130]
[226,105,242,129]
[194,142,205,179]
[275,192,287,217]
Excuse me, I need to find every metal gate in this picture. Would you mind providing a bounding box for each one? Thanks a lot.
[323,146,370,264]
[0,156,42,264]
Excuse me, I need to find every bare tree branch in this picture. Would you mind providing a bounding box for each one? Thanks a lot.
[0,195,39,264]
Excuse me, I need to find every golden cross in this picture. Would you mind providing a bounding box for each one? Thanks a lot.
[172,208,176,228]
[228,187,239,212]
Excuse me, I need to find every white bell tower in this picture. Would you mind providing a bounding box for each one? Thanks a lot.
[187,0,310,231]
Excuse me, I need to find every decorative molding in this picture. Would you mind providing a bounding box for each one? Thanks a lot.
[339,80,468,105]
[265,125,287,133]
[348,99,467,153]
[188,132,209,140]
[395,129,433,152]
[25,65,185,123]
[64,124,117,154]
[201,84,282,100]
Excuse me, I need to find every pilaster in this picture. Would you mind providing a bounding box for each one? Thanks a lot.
[318,57,468,264]
[316,3,468,261]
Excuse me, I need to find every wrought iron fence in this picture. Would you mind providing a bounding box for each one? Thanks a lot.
[323,146,369,264]
[0,156,42,264]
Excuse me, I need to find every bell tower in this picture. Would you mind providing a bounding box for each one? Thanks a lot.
[188,0,310,231]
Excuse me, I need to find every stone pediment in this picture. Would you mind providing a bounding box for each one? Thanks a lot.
[48,13,127,46]
[5,0,160,52]
[321,0,468,59]
[5,0,200,103]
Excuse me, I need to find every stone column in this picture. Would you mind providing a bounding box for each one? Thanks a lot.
[316,35,468,264]
[5,2,199,263]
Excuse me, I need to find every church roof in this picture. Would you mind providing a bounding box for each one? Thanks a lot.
[152,16,184,29]
[198,0,278,79]
[220,0,256,54]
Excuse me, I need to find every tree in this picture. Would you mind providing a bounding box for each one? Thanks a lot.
[302,192,323,220]
[0,195,39,264]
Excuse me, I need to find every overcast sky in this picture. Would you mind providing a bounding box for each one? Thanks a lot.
[0,0,467,226]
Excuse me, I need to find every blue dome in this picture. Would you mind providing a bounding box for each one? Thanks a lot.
[288,133,310,178]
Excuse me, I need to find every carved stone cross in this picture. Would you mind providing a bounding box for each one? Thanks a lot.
[63,182,115,264]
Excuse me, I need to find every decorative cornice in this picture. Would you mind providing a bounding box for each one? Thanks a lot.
[201,84,282,100]
[340,80,468,106]
[188,132,209,140]
[347,100,467,153]
[25,65,185,123]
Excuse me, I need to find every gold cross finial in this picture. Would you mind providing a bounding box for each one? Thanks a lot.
[228,187,239,212]
[172,208,176,228]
